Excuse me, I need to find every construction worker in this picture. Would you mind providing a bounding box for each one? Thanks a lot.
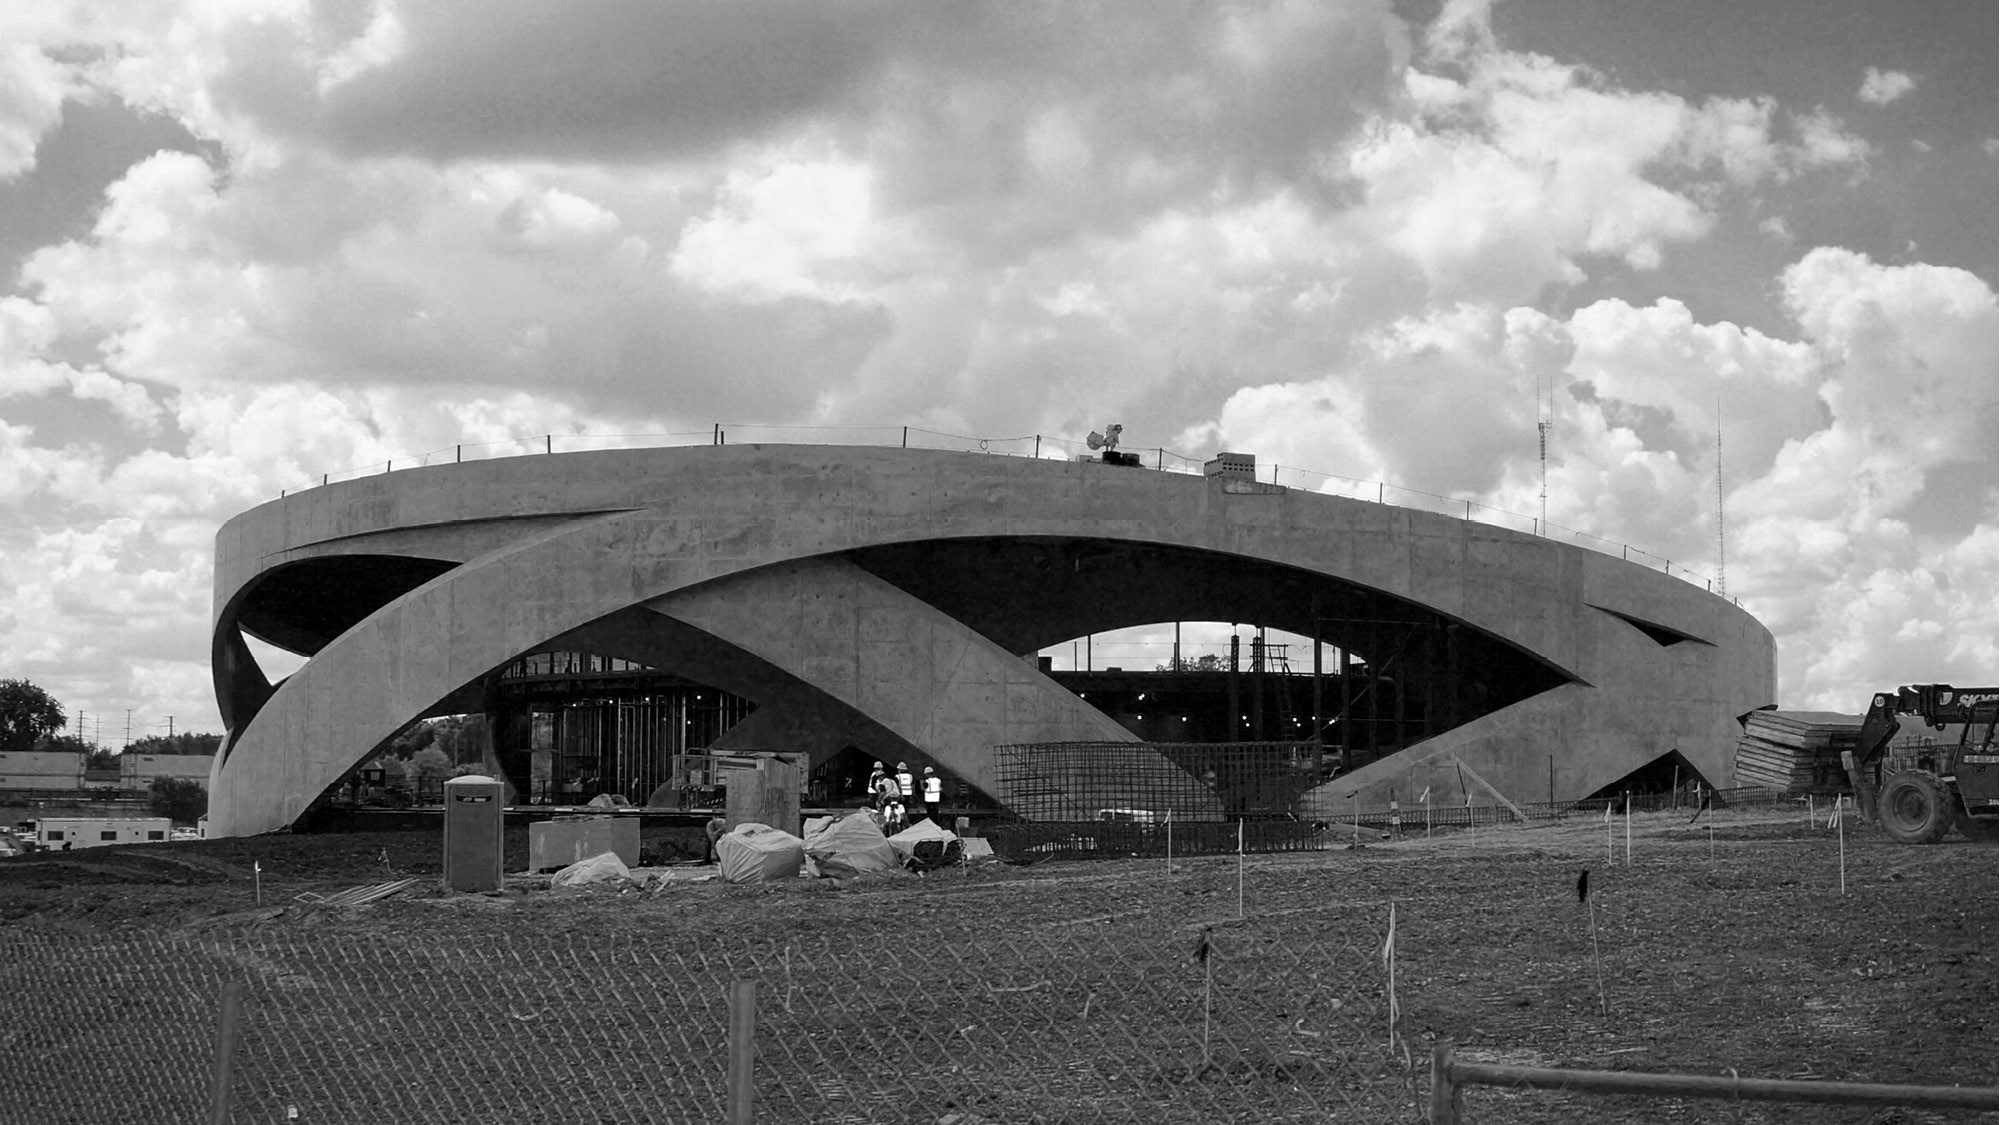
[895,762,916,813]
[922,766,943,822]
[867,761,889,808]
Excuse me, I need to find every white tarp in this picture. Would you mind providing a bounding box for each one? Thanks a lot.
[886,818,959,859]
[802,812,899,876]
[550,851,633,887]
[715,822,805,884]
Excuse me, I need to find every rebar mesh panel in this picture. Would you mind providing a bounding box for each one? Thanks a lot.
[994,740,1331,824]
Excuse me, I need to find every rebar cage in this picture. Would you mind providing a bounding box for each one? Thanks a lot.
[990,740,1339,859]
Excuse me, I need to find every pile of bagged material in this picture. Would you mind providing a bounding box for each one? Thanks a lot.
[714,822,807,884]
[802,811,899,877]
[888,819,965,870]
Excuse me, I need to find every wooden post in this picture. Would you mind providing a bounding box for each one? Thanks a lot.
[209,981,245,1125]
[727,979,756,1124]
[1837,796,1846,895]
[1431,1044,1461,1125]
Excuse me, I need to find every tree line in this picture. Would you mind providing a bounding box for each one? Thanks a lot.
[3,675,496,800]
[1,678,221,768]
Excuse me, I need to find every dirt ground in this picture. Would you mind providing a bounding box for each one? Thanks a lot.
[1,807,1994,1122]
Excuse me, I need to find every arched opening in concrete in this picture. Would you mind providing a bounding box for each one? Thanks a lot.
[842,537,1573,768]
[1584,747,1718,802]
[212,554,462,765]
[235,554,461,656]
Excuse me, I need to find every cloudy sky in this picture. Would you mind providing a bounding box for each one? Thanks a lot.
[0,0,1993,744]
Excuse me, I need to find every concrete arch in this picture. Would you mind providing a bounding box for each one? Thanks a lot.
[210,445,1775,836]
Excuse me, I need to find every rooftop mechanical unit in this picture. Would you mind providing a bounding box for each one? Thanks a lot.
[1204,452,1257,480]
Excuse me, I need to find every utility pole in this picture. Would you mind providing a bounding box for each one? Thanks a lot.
[168,716,174,738]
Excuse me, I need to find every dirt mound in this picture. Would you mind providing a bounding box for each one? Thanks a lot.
[0,849,234,886]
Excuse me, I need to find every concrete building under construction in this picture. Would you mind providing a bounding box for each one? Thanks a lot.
[207,443,1776,837]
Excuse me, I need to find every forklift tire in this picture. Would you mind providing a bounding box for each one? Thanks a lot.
[1953,811,1999,842]
[1878,771,1954,845]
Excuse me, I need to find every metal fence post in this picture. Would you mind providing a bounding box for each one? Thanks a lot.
[728,979,757,1124]
[1430,1043,1460,1125]
[210,981,245,1125]
[902,426,908,448]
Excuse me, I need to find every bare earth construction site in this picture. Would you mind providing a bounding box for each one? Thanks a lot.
[1,806,1992,1123]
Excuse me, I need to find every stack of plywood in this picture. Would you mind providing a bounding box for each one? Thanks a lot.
[1734,710,1861,793]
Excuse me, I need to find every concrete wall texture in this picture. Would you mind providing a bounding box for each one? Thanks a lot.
[208,445,1776,837]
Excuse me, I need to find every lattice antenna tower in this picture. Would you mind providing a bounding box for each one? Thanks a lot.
[1537,367,1551,536]
[1715,389,1727,596]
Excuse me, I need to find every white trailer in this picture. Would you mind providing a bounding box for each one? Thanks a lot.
[34,817,173,850]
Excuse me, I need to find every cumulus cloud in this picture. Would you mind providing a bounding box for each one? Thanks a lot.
[0,0,1984,734]
[0,42,76,180]
[1857,67,1917,106]
[1343,28,1870,303]
[1196,250,1995,709]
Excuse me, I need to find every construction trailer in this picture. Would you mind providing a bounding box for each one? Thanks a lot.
[33,817,174,850]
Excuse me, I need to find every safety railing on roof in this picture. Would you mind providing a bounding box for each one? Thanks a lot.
[274,423,1730,599]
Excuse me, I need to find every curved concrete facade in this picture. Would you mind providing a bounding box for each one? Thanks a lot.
[209,445,1776,836]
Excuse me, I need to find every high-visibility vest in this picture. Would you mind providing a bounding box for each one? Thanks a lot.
[897,771,916,800]
[923,776,943,802]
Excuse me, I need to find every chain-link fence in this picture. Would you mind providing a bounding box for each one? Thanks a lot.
[0,918,1421,1124]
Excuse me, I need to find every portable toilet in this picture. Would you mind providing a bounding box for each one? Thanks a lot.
[443,774,505,892]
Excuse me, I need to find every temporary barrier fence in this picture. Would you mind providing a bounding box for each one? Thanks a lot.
[0,921,1421,1124]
